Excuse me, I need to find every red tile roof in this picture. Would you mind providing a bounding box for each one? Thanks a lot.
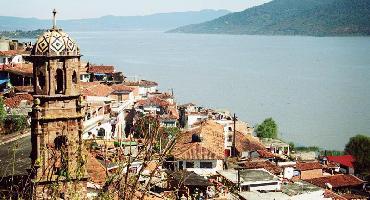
[80,82,114,97]
[136,97,170,107]
[257,150,276,158]
[171,120,265,161]
[4,94,33,108]
[341,193,369,200]
[124,80,158,87]
[175,143,224,160]
[324,190,347,200]
[296,162,323,171]
[111,84,135,92]
[235,131,265,153]
[306,174,365,189]
[0,50,19,56]
[86,153,107,185]
[327,155,355,168]
[172,121,225,160]
[1,63,33,76]
[88,65,115,74]
[243,160,283,175]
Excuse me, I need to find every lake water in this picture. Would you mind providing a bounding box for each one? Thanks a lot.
[69,31,370,150]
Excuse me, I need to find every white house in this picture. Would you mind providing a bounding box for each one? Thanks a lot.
[0,50,24,65]
[124,80,158,98]
[171,120,265,176]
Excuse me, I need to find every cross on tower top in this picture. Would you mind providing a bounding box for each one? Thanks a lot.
[52,9,57,28]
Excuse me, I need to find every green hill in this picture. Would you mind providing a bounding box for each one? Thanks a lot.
[168,0,370,36]
[0,10,230,32]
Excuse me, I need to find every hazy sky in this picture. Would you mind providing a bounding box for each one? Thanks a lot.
[3,0,270,19]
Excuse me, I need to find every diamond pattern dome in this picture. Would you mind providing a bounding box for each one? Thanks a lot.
[31,29,79,56]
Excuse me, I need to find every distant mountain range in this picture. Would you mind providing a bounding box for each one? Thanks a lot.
[168,0,370,36]
[0,9,230,32]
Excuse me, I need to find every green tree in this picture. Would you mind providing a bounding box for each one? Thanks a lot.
[289,142,295,151]
[255,118,278,139]
[345,134,370,173]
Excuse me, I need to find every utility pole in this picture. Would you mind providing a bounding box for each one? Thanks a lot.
[232,113,237,157]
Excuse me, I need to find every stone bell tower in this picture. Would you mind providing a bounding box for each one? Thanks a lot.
[27,9,87,199]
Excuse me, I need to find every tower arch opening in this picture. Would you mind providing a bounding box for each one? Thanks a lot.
[38,72,45,89]
[72,70,77,84]
[55,68,64,94]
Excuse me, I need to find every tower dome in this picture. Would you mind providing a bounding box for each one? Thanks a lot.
[31,9,79,56]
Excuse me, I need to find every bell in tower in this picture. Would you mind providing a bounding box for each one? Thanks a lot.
[26,9,87,199]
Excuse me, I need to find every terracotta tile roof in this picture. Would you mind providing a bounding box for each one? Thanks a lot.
[323,161,340,169]
[168,107,179,119]
[159,114,178,120]
[86,153,107,185]
[4,93,33,108]
[243,160,283,175]
[88,65,115,74]
[341,193,369,200]
[296,162,323,171]
[136,97,170,107]
[235,131,265,152]
[124,80,158,87]
[306,174,365,189]
[172,121,225,160]
[2,63,33,76]
[172,120,265,160]
[111,84,135,92]
[175,143,223,160]
[155,92,173,99]
[80,82,114,97]
[327,155,355,168]
[0,50,19,56]
[257,150,276,158]
[324,190,347,200]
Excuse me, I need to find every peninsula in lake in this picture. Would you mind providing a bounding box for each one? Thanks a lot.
[168,0,370,36]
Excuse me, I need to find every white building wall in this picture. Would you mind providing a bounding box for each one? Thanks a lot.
[83,121,112,140]
[11,55,23,64]
[187,114,208,126]
[177,159,224,176]
[284,167,294,179]
[113,111,125,139]
[242,181,281,191]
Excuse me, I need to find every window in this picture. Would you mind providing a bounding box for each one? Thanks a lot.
[118,94,122,102]
[53,134,68,175]
[54,135,68,150]
[98,128,106,137]
[55,68,64,94]
[227,135,233,142]
[185,161,194,168]
[200,162,213,169]
[178,161,183,170]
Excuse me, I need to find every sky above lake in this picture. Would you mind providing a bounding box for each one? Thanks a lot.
[2,0,270,19]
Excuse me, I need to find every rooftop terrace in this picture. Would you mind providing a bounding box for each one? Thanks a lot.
[217,169,279,184]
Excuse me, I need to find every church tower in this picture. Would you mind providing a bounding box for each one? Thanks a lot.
[28,10,87,199]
